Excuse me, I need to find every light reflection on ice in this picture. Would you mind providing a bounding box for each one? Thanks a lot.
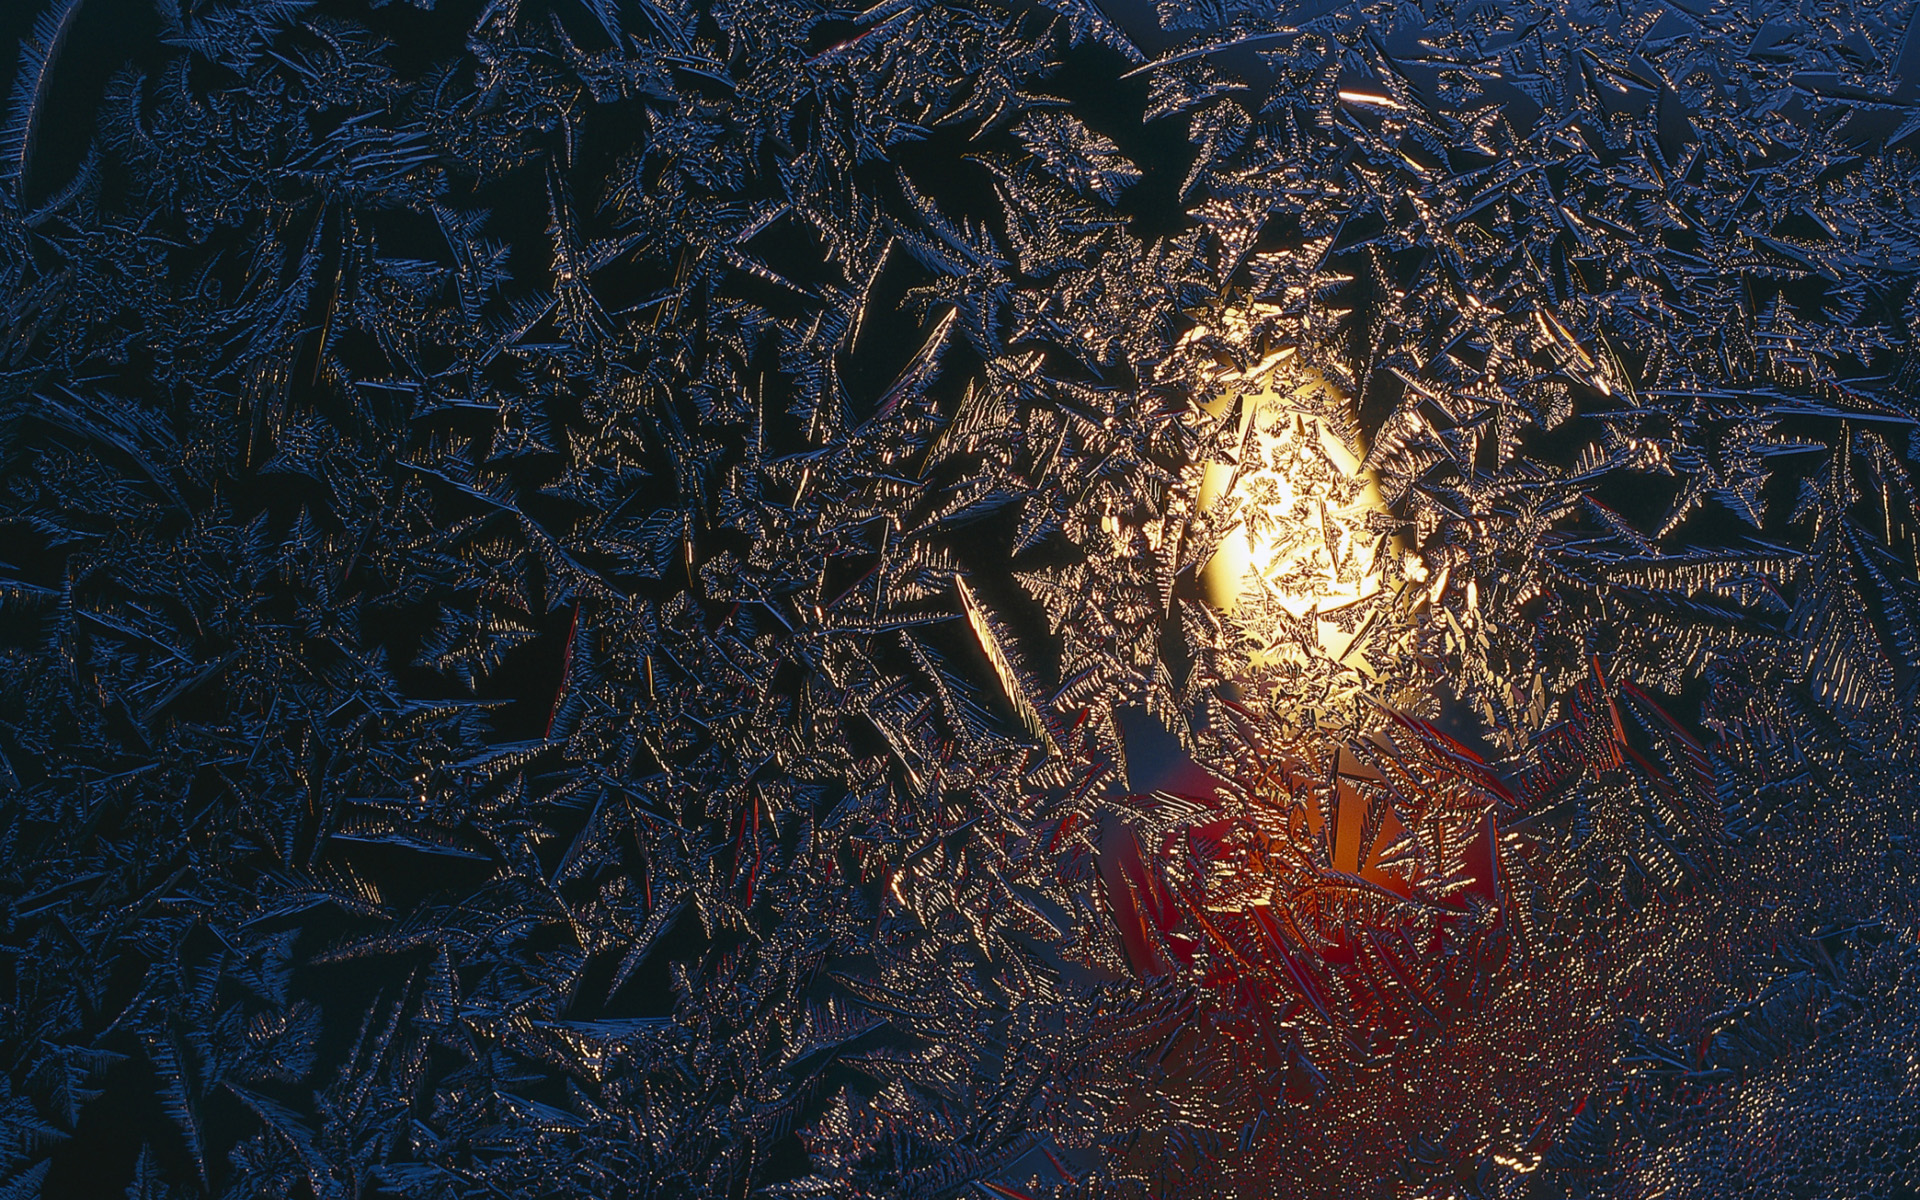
[1191,355,1424,686]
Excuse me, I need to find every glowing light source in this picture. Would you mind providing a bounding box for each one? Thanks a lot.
[1193,360,1423,686]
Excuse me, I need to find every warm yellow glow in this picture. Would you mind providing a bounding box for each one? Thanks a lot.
[1194,362,1422,683]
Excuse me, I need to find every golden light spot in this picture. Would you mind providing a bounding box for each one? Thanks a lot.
[1194,360,1423,690]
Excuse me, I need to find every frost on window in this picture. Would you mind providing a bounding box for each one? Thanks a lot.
[0,0,1916,1197]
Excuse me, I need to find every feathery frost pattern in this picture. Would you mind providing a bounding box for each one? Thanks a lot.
[1,0,1919,1197]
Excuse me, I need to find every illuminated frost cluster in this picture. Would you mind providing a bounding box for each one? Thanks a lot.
[0,0,1918,1198]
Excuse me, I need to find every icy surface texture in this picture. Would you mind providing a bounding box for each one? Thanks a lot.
[0,0,1918,1197]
